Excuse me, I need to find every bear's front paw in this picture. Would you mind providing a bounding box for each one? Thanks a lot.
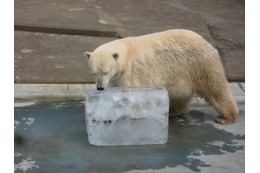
[215,116,235,125]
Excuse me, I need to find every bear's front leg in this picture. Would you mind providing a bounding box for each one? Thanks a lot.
[169,95,192,116]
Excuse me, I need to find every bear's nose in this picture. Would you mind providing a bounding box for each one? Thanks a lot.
[97,87,104,90]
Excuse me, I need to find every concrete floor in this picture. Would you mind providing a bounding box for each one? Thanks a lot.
[14,0,244,83]
[14,83,245,173]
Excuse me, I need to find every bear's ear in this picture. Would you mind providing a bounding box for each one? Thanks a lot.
[84,51,91,59]
[112,53,119,60]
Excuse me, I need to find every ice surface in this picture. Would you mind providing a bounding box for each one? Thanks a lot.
[85,86,169,146]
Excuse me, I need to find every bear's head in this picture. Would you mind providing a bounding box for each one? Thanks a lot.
[84,42,127,90]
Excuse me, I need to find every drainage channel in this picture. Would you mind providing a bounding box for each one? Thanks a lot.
[14,24,123,38]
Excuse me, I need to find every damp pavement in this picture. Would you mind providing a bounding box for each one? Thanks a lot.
[14,83,245,173]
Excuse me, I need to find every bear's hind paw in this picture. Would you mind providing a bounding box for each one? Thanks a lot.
[215,116,235,125]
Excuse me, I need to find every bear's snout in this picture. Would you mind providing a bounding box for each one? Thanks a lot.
[97,87,104,90]
[95,75,109,90]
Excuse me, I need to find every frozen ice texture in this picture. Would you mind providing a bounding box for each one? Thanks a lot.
[85,86,169,146]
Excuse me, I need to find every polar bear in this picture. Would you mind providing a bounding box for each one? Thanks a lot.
[84,29,238,124]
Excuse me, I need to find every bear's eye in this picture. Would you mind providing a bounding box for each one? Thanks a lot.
[112,53,119,60]
[92,72,97,76]
[103,72,108,75]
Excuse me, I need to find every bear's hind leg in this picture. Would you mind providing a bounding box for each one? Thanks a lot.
[213,95,239,124]
[197,83,238,124]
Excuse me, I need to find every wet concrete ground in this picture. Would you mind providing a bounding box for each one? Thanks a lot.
[14,83,245,173]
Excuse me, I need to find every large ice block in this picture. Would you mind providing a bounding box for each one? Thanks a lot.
[85,86,169,146]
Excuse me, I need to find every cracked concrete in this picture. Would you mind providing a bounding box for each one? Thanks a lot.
[14,0,244,83]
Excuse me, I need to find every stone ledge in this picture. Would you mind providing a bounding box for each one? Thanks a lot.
[14,83,245,102]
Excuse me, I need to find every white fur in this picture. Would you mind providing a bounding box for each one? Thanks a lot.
[85,29,238,124]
